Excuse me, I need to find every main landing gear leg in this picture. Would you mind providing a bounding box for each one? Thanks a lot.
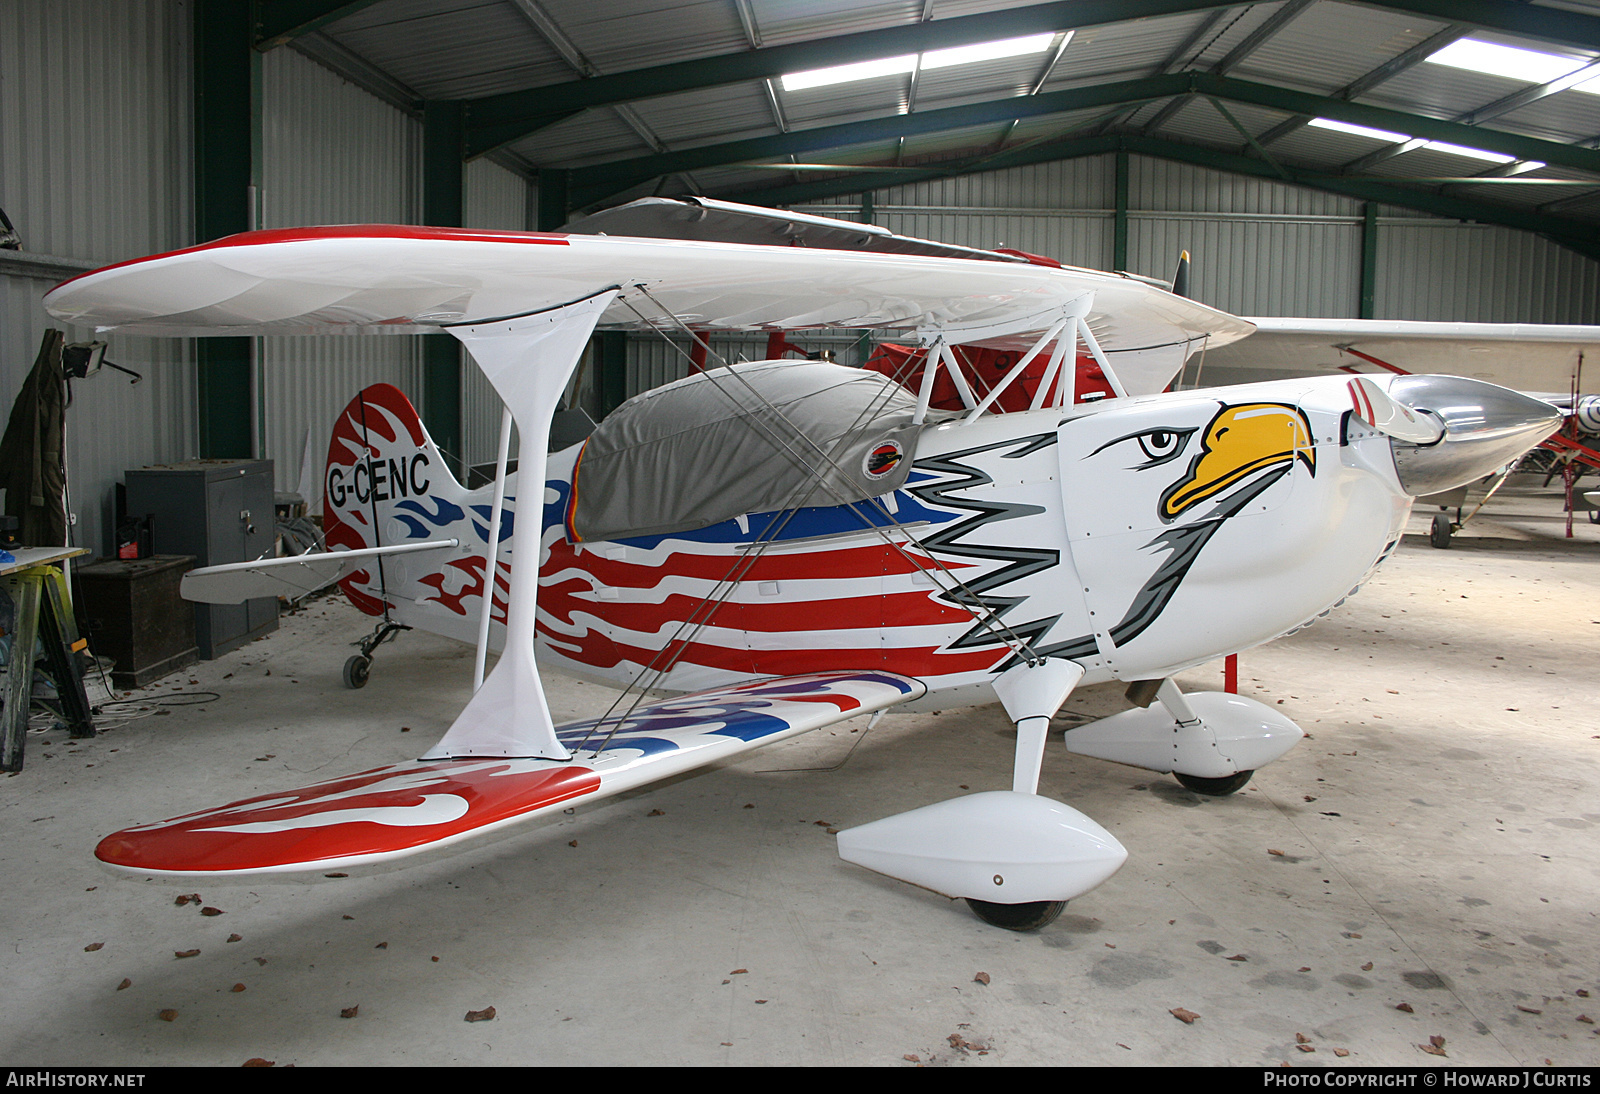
[966,660,1087,931]
[343,620,411,689]
[1154,680,1256,796]
[836,660,1126,929]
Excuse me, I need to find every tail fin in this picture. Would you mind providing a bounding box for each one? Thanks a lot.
[324,384,468,616]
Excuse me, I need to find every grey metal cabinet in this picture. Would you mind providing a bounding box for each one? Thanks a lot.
[124,459,278,658]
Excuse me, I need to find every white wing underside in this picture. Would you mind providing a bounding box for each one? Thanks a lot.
[44,227,1253,397]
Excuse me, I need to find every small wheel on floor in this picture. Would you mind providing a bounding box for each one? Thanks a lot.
[343,654,372,689]
[1175,769,1255,796]
[964,898,1067,931]
[1430,512,1453,549]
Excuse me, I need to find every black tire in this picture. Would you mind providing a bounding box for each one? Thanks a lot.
[343,654,371,689]
[964,898,1067,931]
[1430,512,1453,549]
[1175,769,1255,796]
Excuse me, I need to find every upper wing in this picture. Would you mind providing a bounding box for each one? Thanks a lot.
[1203,317,1600,394]
[43,225,1252,396]
[94,670,924,878]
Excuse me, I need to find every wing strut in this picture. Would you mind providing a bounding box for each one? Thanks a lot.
[421,287,619,762]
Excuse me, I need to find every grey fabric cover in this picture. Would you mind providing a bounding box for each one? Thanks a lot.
[571,360,925,542]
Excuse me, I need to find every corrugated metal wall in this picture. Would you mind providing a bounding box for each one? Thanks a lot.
[0,0,196,557]
[257,46,424,499]
[799,154,1600,326]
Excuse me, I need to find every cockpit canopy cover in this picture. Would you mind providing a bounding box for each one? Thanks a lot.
[570,360,926,543]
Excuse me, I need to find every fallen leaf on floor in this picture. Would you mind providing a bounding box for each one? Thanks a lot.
[1268,849,1284,856]
[174,950,199,959]
[242,1059,273,1068]
[903,1054,919,1062]
[231,984,246,993]
[157,1010,177,1022]
[1303,795,1317,802]
[755,999,767,1004]
[465,1006,496,1022]
[1170,1007,1199,1024]
[1517,1005,1542,1014]
[1396,1003,1414,1013]
[1334,1048,1349,1057]
[174,894,200,906]
[375,942,387,949]
[342,915,353,920]
[1226,954,1247,962]
[116,979,131,991]
[340,1005,358,1019]
[201,907,223,917]
[227,934,242,943]
[1420,1036,1446,1057]
[568,840,578,847]
[1361,962,1374,971]
[1296,1033,1311,1043]
[973,972,990,985]
[648,809,665,816]
[1577,1015,1593,1024]
[730,968,748,975]
[84,942,104,952]
[254,957,268,966]
[1297,1044,1315,1053]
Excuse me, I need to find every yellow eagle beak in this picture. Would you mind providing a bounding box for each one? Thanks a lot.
[1162,403,1315,519]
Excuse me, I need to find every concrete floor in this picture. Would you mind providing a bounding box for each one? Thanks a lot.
[2,481,1597,1067]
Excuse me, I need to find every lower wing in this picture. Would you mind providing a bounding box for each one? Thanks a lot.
[95,670,924,878]
[179,539,459,604]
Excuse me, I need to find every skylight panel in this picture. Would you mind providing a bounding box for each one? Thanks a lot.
[921,33,1057,71]
[1307,118,1411,143]
[1426,39,1588,84]
[1420,141,1515,164]
[781,55,917,91]
[782,32,1057,92]
[1308,119,1521,166]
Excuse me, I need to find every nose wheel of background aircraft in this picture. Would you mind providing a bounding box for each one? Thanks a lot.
[1174,769,1255,796]
[1430,512,1455,548]
[965,898,1068,931]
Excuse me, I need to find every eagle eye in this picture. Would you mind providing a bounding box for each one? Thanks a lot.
[1133,428,1193,467]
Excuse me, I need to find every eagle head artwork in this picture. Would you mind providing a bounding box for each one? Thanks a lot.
[1042,373,1560,683]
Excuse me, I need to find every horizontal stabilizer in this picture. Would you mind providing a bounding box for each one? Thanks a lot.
[180,539,458,603]
[95,670,924,878]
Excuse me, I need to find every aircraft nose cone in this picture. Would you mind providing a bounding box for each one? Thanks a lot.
[1386,375,1562,497]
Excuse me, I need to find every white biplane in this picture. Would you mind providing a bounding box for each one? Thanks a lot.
[43,202,1561,930]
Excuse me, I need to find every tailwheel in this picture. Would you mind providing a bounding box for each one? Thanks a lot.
[1174,769,1254,796]
[343,654,372,690]
[964,898,1067,931]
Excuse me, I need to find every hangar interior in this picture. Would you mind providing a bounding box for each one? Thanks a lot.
[2,0,1599,1068]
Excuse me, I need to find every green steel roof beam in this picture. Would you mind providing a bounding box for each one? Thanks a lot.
[254,1,383,50]
[1359,0,1600,53]
[463,0,1241,157]
[464,0,1600,158]
[566,75,1191,205]
[568,71,1600,207]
